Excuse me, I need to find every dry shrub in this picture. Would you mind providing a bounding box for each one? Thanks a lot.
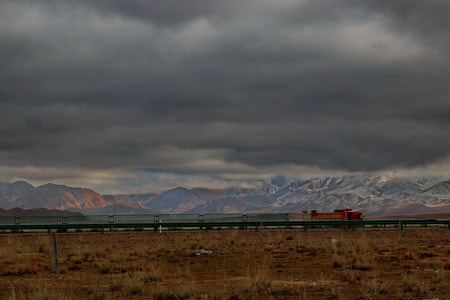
[338,268,360,284]
[402,272,421,293]
[359,276,390,296]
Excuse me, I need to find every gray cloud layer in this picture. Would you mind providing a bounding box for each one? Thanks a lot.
[1,0,449,189]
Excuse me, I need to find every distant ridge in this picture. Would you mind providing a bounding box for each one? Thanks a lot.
[371,212,450,220]
[0,182,150,215]
[0,207,83,217]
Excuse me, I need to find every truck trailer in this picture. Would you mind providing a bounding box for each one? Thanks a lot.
[310,208,364,220]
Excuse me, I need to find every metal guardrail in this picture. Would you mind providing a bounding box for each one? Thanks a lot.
[0,214,448,232]
[0,213,290,226]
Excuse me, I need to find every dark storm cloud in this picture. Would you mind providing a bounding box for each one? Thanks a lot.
[1,0,449,176]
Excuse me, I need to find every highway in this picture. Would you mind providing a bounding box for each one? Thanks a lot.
[0,213,448,233]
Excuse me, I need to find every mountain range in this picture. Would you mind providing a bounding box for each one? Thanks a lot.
[0,175,449,216]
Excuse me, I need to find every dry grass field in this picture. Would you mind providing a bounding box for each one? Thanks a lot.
[0,228,449,299]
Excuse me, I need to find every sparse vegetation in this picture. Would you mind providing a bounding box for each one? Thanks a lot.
[0,229,449,299]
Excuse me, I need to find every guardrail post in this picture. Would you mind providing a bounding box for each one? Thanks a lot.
[52,232,60,274]
[108,215,114,232]
[259,221,263,231]
[15,216,20,225]
[241,214,248,230]
[242,214,247,222]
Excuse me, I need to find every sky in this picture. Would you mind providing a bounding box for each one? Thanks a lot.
[1,0,449,194]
